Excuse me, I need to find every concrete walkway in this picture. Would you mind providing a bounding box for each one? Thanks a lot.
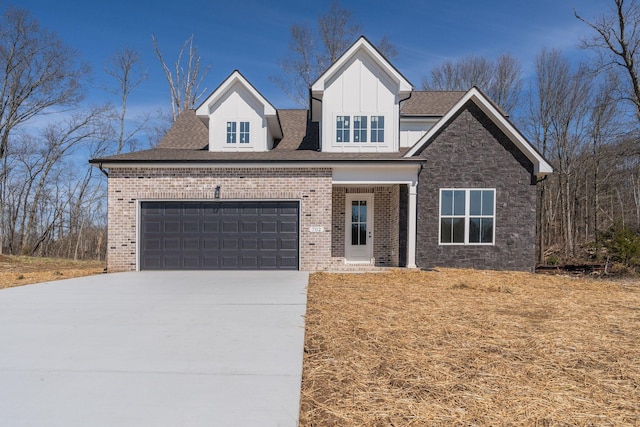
[0,271,309,427]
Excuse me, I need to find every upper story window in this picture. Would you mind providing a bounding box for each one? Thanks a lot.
[336,115,384,143]
[440,189,495,244]
[353,116,367,142]
[336,116,350,142]
[371,116,384,142]
[226,121,250,144]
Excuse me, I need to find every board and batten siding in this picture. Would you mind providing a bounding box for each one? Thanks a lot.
[320,50,399,153]
[207,81,273,152]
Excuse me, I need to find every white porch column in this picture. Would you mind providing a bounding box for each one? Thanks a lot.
[406,182,418,268]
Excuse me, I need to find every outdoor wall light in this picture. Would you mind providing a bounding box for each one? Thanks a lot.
[215,185,221,199]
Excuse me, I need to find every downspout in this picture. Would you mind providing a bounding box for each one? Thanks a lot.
[311,91,323,152]
[98,162,109,177]
[398,91,412,148]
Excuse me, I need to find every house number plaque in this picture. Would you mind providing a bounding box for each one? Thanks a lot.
[309,226,324,233]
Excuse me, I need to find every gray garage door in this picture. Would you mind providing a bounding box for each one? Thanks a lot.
[140,201,299,270]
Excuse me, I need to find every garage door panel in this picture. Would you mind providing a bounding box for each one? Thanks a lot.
[182,255,201,268]
[164,238,180,250]
[280,238,298,250]
[202,238,219,250]
[261,221,277,233]
[164,222,180,233]
[222,221,239,233]
[242,238,258,250]
[164,203,182,214]
[141,201,299,270]
[280,221,297,233]
[222,238,238,250]
[144,221,161,233]
[203,221,219,233]
[183,238,200,250]
[280,256,298,268]
[144,238,161,250]
[182,221,200,233]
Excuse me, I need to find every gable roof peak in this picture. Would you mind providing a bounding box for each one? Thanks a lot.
[195,70,277,117]
[311,35,412,94]
[404,87,553,177]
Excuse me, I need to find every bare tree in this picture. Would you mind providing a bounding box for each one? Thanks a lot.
[575,0,640,125]
[0,7,87,254]
[152,35,210,122]
[104,47,148,154]
[273,1,397,106]
[422,53,523,113]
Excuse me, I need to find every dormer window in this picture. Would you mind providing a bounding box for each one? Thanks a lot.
[226,121,250,144]
[336,115,385,143]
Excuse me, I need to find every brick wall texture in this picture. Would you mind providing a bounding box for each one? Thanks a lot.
[415,101,537,272]
[107,167,333,272]
[331,186,400,267]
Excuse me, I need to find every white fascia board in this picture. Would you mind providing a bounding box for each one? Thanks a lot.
[404,88,553,177]
[195,71,277,117]
[95,161,423,170]
[311,37,412,93]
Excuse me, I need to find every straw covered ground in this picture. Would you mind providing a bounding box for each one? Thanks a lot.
[0,255,104,289]
[299,269,640,426]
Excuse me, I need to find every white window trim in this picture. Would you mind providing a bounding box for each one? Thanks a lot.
[438,188,496,246]
[225,119,253,146]
[334,114,386,144]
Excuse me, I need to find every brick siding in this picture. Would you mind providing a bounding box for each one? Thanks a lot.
[415,101,537,272]
[106,167,332,272]
[331,185,400,268]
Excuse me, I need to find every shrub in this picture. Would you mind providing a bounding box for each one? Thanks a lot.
[601,224,640,266]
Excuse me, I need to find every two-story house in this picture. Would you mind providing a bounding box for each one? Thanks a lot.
[90,37,552,272]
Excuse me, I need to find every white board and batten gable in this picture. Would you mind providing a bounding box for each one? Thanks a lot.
[195,70,282,152]
[311,37,412,153]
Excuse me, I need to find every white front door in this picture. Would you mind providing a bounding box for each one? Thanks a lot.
[345,193,374,262]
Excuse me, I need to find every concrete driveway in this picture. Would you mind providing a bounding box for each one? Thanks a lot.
[0,271,309,427]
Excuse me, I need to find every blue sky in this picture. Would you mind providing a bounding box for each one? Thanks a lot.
[17,0,606,114]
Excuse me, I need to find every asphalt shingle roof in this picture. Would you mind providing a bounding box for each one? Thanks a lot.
[92,91,471,164]
[400,91,466,116]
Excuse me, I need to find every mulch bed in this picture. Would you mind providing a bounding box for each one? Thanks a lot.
[299,269,640,426]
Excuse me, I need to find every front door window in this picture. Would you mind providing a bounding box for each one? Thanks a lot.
[345,193,373,262]
[351,200,367,246]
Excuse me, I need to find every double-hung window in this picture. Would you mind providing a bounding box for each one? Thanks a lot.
[226,121,250,144]
[440,189,495,244]
[336,115,384,143]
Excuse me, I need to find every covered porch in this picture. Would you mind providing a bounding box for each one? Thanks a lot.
[329,164,419,270]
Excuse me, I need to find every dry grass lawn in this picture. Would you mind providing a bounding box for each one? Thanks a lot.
[0,254,104,289]
[300,269,640,426]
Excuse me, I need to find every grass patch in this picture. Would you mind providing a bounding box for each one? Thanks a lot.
[0,255,104,289]
[300,268,640,426]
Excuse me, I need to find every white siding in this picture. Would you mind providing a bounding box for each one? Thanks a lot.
[208,81,269,152]
[400,119,438,148]
[321,50,398,153]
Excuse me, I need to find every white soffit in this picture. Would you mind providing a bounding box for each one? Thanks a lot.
[404,88,553,177]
